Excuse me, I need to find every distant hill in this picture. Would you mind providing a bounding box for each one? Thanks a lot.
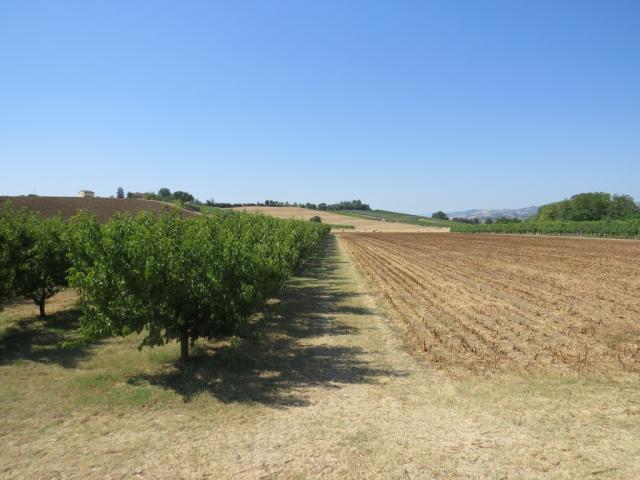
[233,206,450,232]
[446,206,538,220]
[0,196,198,223]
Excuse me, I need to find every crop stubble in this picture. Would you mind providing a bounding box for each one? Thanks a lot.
[340,233,640,374]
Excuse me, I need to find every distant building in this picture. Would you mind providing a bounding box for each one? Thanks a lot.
[78,190,95,198]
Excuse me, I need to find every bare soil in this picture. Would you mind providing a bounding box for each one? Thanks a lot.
[340,232,640,375]
[0,196,198,223]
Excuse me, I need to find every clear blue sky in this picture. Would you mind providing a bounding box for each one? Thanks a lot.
[1,1,638,214]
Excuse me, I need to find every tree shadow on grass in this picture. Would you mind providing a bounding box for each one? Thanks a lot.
[128,235,406,407]
[0,305,94,368]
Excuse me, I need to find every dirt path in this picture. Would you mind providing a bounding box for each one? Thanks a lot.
[3,235,639,479]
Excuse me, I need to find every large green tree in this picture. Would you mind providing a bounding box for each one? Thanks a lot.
[0,206,19,303]
[537,192,639,221]
[431,211,449,220]
[0,205,69,315]
[611,194,639,219]
[172,191,195,203]
[15,215,69,317]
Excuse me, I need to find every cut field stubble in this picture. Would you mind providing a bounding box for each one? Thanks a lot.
[340,232,640,375]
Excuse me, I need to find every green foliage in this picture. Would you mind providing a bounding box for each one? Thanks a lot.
[0,204,69,315]
[325,223,354,229]
[611,195,638,219]
[451,217,480,224]
[450,218,640,237]
[431,211,449,221]
[158,187,171,198]
[494,216,522,224]
[536,192,639,221]
[264,199,370,211]
[457,192,640,237]
[327,200,370,211]
[0,205,21,302]
[67,210,329,360]
[177,201,201,212]
[309,216,322,223]
[264,199,292,206]
[172,191,195,203]
[335,209,456,227]
[116,187,124,199]
[0,239,9,302]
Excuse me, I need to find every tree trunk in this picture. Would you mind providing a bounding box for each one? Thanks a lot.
[180,330,189,361]
[38,297,46,318]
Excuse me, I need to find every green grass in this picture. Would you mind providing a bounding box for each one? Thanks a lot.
[450,218,640,238]
[325,223,355,230]
[333,209,459,227]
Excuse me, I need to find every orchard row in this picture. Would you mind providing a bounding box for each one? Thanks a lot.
[0,205,330,359]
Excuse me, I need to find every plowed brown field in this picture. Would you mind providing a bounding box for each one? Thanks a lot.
[340,233,640,375]
[0,196,198,223]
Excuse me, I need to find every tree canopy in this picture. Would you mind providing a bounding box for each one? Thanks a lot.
[536,193,639,221]
[67,210,329,360]
[172,191,195,203]
[431,211,449,220]
[0,205,69,315]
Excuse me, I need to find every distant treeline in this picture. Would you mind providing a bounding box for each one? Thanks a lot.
[450,217,523,225]
[119,187,199,205]
[451,219,640,237]
[535,192,639,221]
[448,193,640,238]
[118,188,372,214]
[210,199,371,211]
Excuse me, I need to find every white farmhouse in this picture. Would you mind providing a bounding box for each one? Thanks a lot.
[78,190,95,198]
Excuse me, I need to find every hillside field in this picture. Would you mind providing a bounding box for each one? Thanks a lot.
[337,208,456,227]
[232,206,450,232]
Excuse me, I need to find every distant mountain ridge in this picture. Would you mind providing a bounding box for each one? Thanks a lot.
[446,206,538,220]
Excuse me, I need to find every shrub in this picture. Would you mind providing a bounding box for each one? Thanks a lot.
[431,211,449,220]
[172,191,195,203]
[309,216,322,223]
